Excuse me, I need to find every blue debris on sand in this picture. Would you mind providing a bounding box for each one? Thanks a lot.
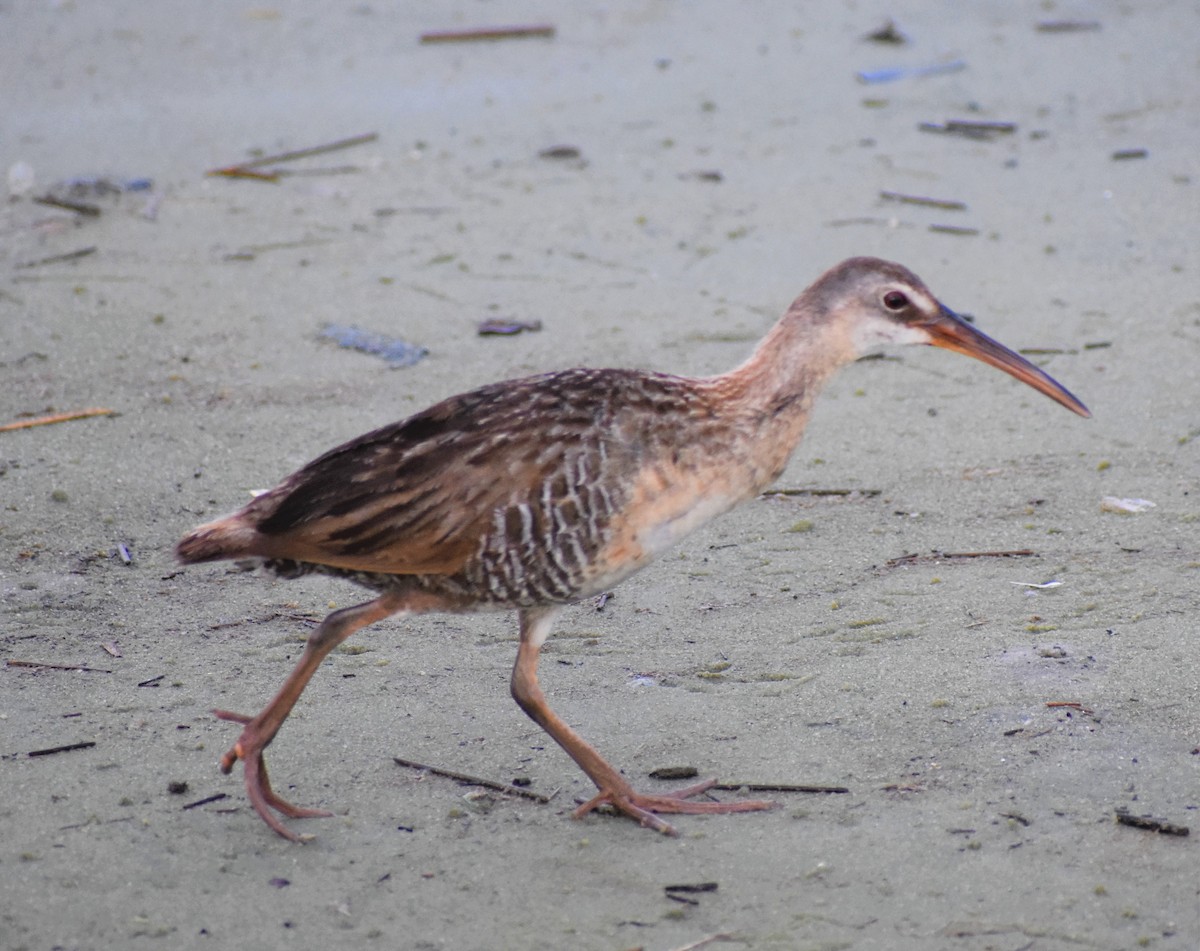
[319,324,429,368]
[59,176,154,196]
[856,59,966,84]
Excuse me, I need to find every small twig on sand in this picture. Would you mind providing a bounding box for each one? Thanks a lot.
[664,882,719,894]
[393,756,554,803]
[664,881,718,906]
[918,119,1017,140]
[210,167,281,182]
[1115,810,1189,837]
[28,741,96,758]
[14,246,98,269]
[34,195,102,216]
[1036,20,1101,33]
[0,407,114,433]
[1046,701,1095,716]
[929,223,980,236]
[207,132,379,179]
[880,190,967,211]
[710,782,850,794]
[7,660,112,673]
[419,24,555,43]
[885,549,1036,568]
[182,793,229,811]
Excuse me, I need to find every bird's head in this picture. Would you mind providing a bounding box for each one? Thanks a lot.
[813,257,1091,418]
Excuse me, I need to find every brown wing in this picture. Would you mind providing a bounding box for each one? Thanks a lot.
[234,369,637,576]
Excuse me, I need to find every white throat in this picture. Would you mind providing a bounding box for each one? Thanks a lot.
[848,313,932,358]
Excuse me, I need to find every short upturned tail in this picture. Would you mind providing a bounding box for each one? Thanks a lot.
[175,516,262,564]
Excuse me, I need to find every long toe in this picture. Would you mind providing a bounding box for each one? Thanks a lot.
[574,779,776,834]
[574,789,679,835]
[241,754,331,841]
[211,709,332,840]
[254,758,334,820]
[632,791,777,816]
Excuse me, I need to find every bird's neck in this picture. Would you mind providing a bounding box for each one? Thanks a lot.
[716,307,858,418]
[699,309,861,486]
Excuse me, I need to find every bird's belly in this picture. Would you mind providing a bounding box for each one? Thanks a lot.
[636,491,741,559]
[580,464,748,593]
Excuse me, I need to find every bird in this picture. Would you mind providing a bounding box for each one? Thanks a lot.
[176,256,1090,841]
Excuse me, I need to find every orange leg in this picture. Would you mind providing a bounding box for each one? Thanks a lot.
[510,608,776,836]
[214,595,407,841]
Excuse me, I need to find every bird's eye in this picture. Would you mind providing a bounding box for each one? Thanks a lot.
[883,290,910,311]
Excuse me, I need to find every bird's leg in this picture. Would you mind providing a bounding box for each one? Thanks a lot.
[510,608,776,836]
[214,594,406,841]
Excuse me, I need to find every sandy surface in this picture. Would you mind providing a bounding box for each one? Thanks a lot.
[3,2,1198,949]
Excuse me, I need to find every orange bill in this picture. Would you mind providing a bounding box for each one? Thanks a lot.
[926,306,1091,418]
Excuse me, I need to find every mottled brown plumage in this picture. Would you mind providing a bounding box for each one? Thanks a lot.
[177,257,1089,841]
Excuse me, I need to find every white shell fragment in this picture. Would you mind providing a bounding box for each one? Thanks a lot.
[1010,580,1064,589]
[7,160,35,198]
[1100,496,1157,514]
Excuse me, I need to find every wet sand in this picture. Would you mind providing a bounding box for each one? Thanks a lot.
[3,3,1197,949]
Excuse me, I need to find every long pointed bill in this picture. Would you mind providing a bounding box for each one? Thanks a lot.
[925,306,1091,418]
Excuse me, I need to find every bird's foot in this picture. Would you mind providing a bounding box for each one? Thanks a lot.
[573,777,776,836]
[212,708,333,842]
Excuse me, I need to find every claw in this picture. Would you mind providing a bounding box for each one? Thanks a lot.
[209,708,331,841]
